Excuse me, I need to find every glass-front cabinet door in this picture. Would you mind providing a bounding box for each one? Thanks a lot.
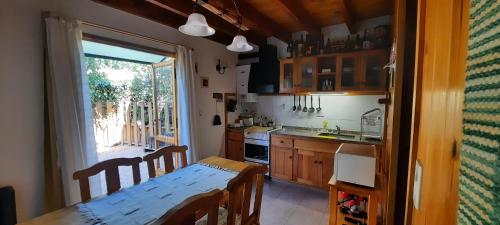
[339,55,360,91]
[280,59,295,93]
[295,57,317,92]
[363,51,389,91]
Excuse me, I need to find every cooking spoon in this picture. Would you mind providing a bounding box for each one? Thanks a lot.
[292,95,296,111]
[302,96,308,112]
[316,96,322,112]
[297,96,302,111]
[309,96,315,112]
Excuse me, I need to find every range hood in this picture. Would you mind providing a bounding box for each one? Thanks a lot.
[248,45,279,94]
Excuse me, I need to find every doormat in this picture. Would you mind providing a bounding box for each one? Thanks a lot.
[458,0,499,224]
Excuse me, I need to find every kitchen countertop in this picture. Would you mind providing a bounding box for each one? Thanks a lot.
[270,127,383,145]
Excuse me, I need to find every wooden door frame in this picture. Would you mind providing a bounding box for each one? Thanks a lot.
[383,0,408,223]
[152,59,178,147]
[403,0,469,223]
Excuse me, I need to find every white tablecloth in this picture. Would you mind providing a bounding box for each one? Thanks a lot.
[77,163,237,225]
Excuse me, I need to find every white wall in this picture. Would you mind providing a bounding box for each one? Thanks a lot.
[244,95,385,132]
[0,0,53,221]
[0,0,237,221]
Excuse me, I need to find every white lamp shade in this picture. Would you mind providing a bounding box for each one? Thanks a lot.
[226,35,253,52]
[178,13,215,37]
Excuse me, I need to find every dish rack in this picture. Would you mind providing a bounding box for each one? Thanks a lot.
[360,108,383,140]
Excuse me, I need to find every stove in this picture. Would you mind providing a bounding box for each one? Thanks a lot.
[244,126,276,140]
[243,126,278,175]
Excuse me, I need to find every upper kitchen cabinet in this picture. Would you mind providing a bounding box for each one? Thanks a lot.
[279,57,317,93]
[295,57,317,93]
[279,49,389,94]
[279,58,295,93]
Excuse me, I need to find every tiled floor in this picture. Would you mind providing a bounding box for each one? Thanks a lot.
[259,179,330,225]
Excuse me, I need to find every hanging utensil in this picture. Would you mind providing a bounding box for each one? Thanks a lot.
[316,96,322,112]
[302,96,308,112]
[297,95,302,111]
[292,95,296,111]
[309,96,315,112]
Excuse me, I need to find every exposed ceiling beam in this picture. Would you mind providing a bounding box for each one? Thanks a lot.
[202,0,290,42]
[276,0,322,36]
[335,0,354,34]
[90,0,266,46]
[151,0,266,45]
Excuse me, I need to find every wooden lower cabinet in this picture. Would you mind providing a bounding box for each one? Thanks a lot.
[294,148,321,186]
[226,129,244,161]
[317,152,335,189]
[294,149,335,189]
[270,135,339,189]
[270,146,293,180]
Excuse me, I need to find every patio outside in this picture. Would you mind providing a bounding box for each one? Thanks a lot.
[83,40,176,191]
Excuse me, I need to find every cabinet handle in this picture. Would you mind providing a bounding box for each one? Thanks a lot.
[319,161,323,164]
[289,156,293,159]
[280,140,284,143]
[314,160,318,164]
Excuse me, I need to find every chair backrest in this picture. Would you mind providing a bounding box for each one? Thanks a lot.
[73,157,142,202]
[0,186,16,225]
[143,145,188,178]
[226,164,267,225]
[153,189,223,225]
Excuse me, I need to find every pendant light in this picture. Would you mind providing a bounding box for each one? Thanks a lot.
[226,0,253,52]
[178,1,215,37]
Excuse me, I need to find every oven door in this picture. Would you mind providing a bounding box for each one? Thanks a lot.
[244,138,269,164]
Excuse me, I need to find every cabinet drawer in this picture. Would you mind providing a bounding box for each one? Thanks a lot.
[227,131,243,141]
[294,139,340,153]
[271,136,293,148]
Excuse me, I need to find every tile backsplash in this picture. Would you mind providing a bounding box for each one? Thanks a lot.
[241,95,386,132]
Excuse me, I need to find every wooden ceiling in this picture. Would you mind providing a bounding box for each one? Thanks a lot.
[92,0,392,45]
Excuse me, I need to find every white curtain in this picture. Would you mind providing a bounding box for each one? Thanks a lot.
[45,17,101,205]
[176,46,200,163]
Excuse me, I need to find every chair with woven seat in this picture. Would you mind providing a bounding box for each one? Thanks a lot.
[143,145,188,178]
[153,189,223,225]
[73,157,142,202]
[196,164,267,225]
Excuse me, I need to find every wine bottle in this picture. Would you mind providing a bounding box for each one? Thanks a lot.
[354,34,362,50]
[297,34,304,57]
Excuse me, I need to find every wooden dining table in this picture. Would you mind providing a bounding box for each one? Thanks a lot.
[19,156,251,225]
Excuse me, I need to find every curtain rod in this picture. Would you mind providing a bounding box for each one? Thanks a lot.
[80,21,194,51]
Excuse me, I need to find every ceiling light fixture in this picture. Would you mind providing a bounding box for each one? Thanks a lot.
[226,0,253,52]
[178,1,215,37]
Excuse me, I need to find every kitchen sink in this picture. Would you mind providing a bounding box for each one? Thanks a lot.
[317,132,356,139]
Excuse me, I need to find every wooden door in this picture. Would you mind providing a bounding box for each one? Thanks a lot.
[407,0,468,224]
[152,60,178,147]
[294,148,320,186]
[316,152,335,189]
[270,146,293,180]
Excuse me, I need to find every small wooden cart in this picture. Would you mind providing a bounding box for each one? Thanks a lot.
[328,174,381,225]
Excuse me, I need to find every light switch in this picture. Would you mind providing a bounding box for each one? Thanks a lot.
[413,160,423,210]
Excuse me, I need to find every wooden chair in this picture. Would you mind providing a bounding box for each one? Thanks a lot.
[72,157,142,202]
[226,164,266,225]
[197,164,267,225]
[143,145,188,178]
[153,189,223,225]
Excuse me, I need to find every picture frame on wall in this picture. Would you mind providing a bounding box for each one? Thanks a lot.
[201,77,209,88]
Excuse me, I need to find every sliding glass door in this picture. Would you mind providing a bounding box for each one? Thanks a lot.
[152,59,178,148]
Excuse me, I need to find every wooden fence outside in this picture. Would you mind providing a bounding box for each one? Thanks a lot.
[93,100,175,150]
